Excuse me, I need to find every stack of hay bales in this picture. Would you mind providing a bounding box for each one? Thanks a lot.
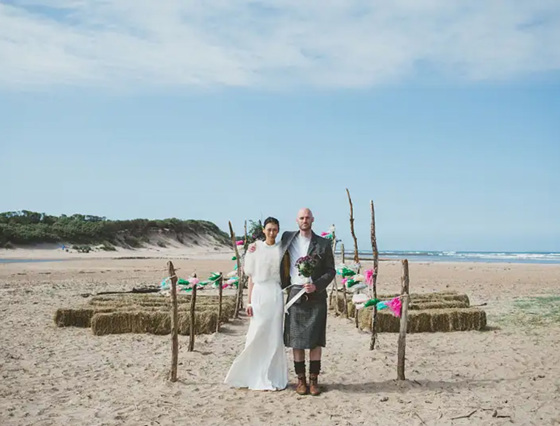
[330,291,486,332]
[54,294,237,336]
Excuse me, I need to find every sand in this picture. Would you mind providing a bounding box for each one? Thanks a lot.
[1,250,559,425]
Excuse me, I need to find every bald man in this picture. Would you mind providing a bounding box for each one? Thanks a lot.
[280,208,335,396]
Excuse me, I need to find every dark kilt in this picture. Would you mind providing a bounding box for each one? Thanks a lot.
[284,287,327,349]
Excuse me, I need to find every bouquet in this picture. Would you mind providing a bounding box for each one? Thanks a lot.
[295,255,318,283]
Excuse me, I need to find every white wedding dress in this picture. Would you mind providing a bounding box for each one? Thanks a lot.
[224,240,288,390]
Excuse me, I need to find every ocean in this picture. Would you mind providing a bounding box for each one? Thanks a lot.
[337,251,560,264]
[1,251,559,264]
[0,259,68,264]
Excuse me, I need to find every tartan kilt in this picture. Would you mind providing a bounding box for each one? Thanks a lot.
[284,289,327,349]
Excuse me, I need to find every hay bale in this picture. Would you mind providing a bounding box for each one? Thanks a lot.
[357,307,487,333]
[409,300,468,310]
[89,294,235,309]
[58,293,236,333]
[91,311,170,335]
[90,311,219,336]
[332,291,470,314]
[379,292,470,305]
[54,307,114,327]
[177,311,218,336]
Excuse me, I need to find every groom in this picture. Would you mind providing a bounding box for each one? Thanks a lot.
[280,208,335,396]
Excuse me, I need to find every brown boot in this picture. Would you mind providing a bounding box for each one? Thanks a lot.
[295,373,308,395]
[309,373,321,396]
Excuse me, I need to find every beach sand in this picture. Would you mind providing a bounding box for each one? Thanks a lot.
[1,250,559,425]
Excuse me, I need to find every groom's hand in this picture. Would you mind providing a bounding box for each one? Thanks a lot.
[303,283,316,293]
[246,305,254,317]
[248,243,256,253]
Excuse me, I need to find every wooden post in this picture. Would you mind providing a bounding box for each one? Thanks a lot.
[328,227,339,314]
[188,283,197,352]
[397,259,410,380]
[346,188,361,327]
[168,261,179,382]
[346,188,360,265]
[228,221,244,318]
[244,220,248,253]
[369,201,379,350]
[216,273,223,333]
[341,242,346,264]
[340,242,349,318]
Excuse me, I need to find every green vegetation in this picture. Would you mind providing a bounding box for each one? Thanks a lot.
[494,295,560,327]
[0,210,230,249]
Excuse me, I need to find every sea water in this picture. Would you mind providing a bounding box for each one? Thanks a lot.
[336,250,560,264]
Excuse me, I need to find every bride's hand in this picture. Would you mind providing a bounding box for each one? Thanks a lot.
[246,305,253,317]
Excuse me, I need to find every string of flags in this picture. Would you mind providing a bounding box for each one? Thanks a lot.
[351,293,402,317]
[336,261,401,317]
[320,225,336,240]
[160,254,242,293]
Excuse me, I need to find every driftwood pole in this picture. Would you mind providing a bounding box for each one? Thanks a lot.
[346,188,360,265]
[369,201,380,350]
[188,283,197,352]
[346,188,361,327]
[216,273,223,333]
[340,242,348,318]
[244,220,248,252]
[168,261,179,382]
[397,259,410,380]
[328,227,339,314]
[341,242,346,264]
[228,221,244,318]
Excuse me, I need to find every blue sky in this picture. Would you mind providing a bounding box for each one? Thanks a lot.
[1,1,559,252]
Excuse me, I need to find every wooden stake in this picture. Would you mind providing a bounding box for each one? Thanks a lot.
[328,227,339,314]
[340,242,349,318]
[216,273,223,333]
[397,259,410,380]
[369,201,379,351]
[346,188,361,327]
[244,220,248,252]
[188,282,197,352]
[168,261,179,382]
[341,242,346,264]
[228,221,244,318]
[346,188,359,264]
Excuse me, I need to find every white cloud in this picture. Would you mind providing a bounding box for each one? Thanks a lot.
[1,0,559,91]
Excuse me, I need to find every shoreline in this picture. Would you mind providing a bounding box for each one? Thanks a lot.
[2,246,560,265]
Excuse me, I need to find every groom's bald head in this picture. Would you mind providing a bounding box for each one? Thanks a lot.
[296,208,314,231]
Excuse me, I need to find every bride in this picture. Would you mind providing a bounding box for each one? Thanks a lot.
[224,217,288,390]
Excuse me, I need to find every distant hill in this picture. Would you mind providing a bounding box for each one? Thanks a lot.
[0,210,231,250]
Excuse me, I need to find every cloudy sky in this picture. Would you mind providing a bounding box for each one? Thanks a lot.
[1,0,559,251]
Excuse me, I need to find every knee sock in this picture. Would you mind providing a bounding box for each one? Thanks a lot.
[294,361,305,376]
[309,360,321,375]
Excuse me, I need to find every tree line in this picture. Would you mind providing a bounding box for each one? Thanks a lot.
[0,210,230,249]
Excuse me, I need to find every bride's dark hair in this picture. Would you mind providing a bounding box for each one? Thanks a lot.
[263,217,280,229]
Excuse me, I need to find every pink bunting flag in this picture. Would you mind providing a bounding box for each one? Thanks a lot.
[320,232,329,237]
[387,297,402,317]
[189,278,200,286]
[364,269,374,287]
[342,277,348,286]
[236,240,244,246]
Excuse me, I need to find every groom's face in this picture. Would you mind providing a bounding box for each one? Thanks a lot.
[296,209,314,231]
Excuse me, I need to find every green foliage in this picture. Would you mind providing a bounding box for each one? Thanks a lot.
[247,219,264,242]
[493,296,560,327]
[72,245,92,253]
[0,210,230,248]
[100,242,117,251]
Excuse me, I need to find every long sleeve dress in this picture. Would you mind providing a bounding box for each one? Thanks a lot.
[224,240,288,390]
